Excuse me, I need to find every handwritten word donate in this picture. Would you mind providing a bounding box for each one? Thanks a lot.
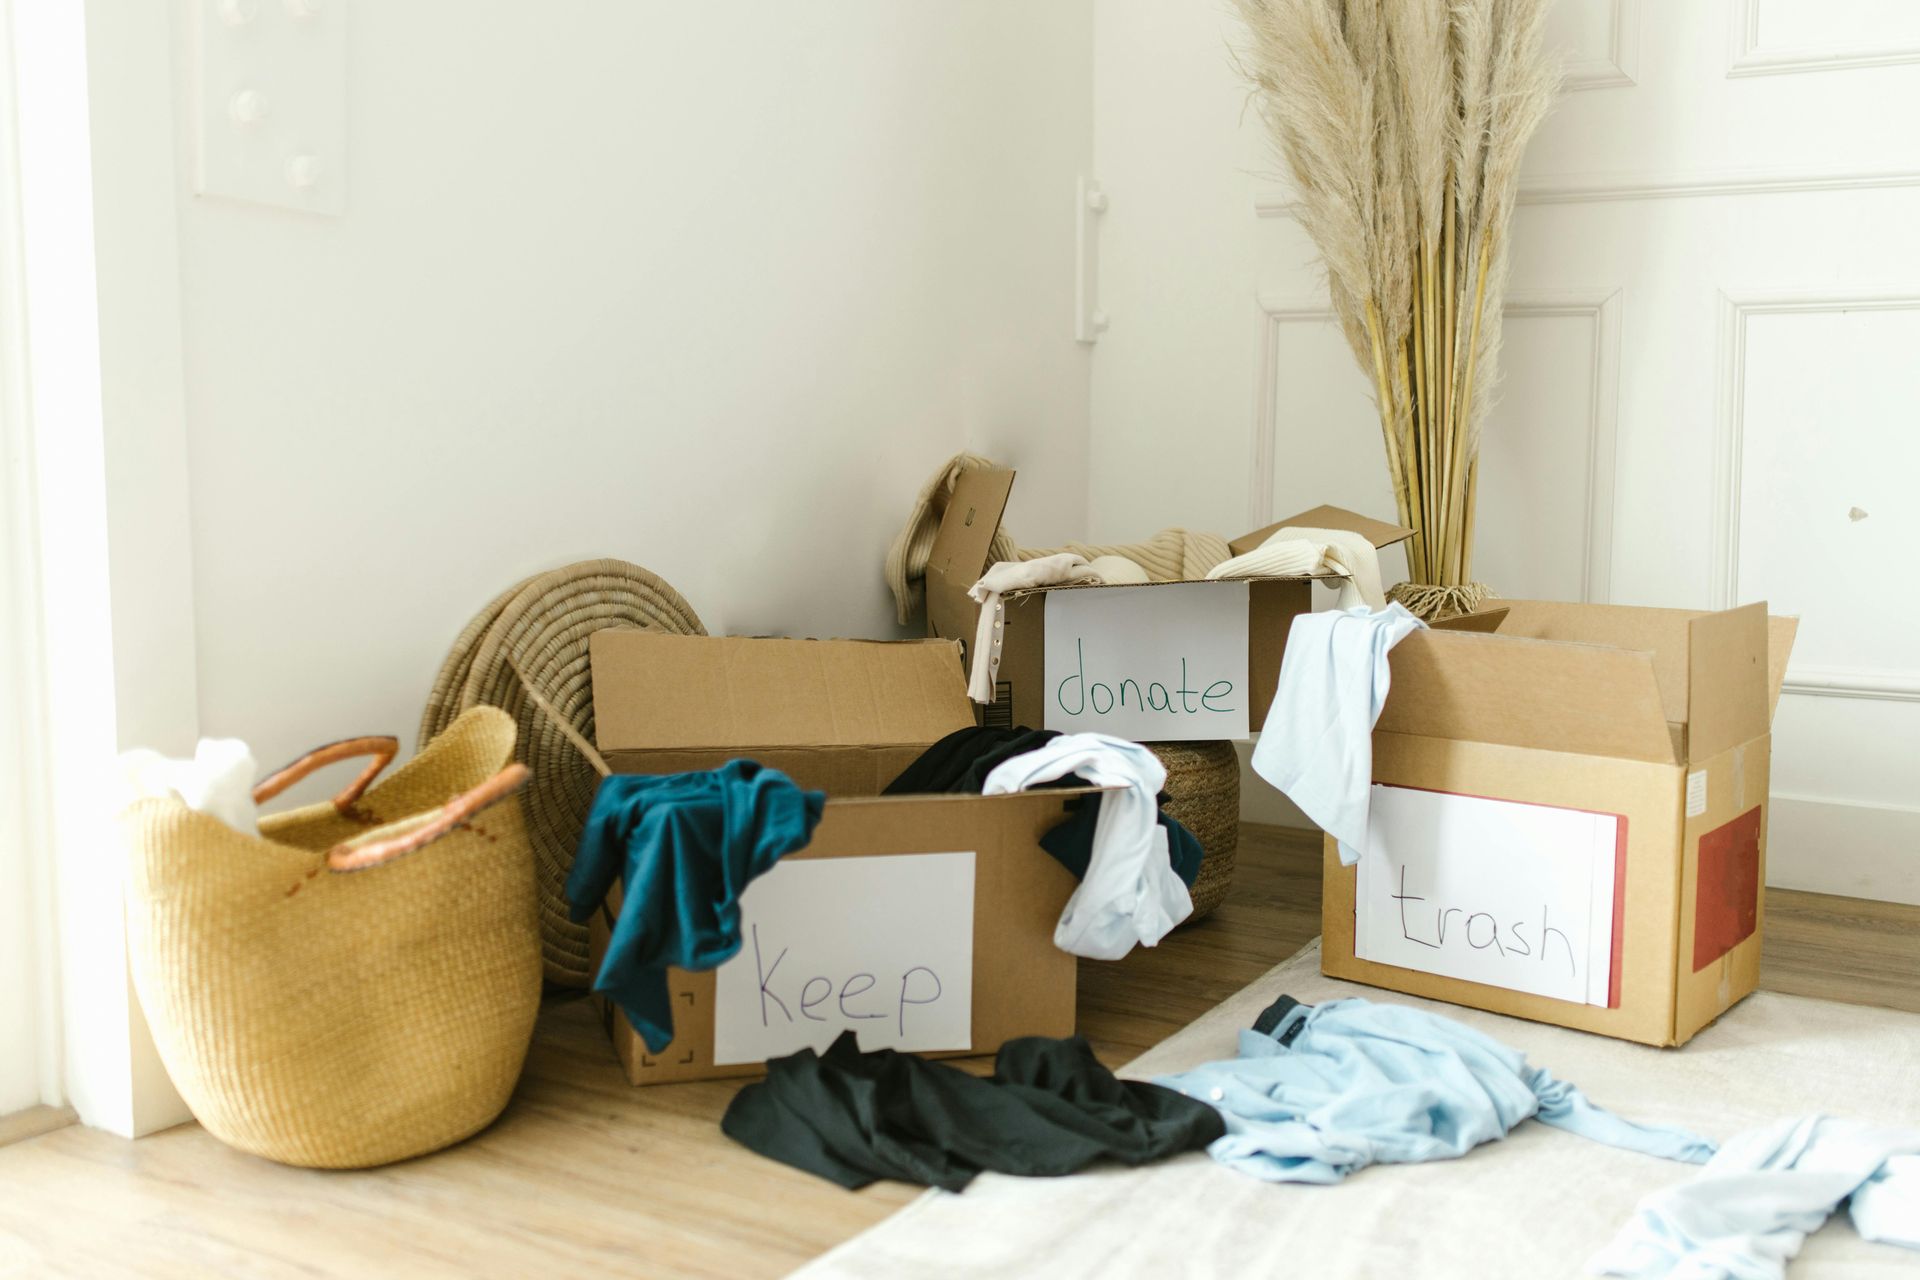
[1054,638,1236,718]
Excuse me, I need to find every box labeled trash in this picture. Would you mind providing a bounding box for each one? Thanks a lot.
[924,468,1411,742]
[585,630,1084,1085]
[1319,599,1799,1047]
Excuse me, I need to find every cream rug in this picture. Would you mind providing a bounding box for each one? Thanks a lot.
[791,940,1920,1279]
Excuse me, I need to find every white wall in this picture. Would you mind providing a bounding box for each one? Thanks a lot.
[30,0,1096,1135]
[1090,0,1920,901]
[168,0,1096,775]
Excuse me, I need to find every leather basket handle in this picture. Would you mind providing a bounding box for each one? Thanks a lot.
[253,735,400,811]
[324,763,531,872]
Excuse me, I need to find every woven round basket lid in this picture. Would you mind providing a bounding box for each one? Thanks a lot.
[420,559,705,985]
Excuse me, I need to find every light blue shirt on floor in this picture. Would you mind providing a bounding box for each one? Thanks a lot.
[1588,1114,1920,1279]
[1157,996,1716,1185]
[1249,603,1426,865]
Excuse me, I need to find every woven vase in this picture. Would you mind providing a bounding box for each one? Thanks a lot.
[121,706,541,1169]
[1145,740,1239,923]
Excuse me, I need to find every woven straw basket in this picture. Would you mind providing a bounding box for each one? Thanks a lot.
[419,559,706,987]
[122,706,542,1169]
[1146,740,1239,923]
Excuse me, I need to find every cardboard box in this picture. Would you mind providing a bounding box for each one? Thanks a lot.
[585,630,1084,1085]
[1319,599,1800,1046]
[924,467,1411,741]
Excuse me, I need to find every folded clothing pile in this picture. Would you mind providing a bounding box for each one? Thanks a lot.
[1204,523,1388,610]
[884,451,1231,626]
[884,726,1201,960]
[964,552,1152,703]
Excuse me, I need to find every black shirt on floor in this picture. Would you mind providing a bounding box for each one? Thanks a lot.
[721,1030,1226,1191]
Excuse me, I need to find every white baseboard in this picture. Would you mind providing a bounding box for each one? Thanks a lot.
[1238,748,1920,907]
[1768,794,1920,906]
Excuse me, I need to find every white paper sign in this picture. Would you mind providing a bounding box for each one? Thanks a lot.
[712,852,975,1065]
[1042,581,1251,741]
[1354,785,1621,1007]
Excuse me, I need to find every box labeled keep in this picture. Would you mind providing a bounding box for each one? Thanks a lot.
[585,630,1085,1085]
[924,467,1411,741]
[1320,599,1799,1047]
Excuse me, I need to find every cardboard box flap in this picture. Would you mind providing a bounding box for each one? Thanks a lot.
[1493,600,1799,732]
[924,467,1015,644]
[1429,606,1509,634]
[590,631,974,752]
[1379,629,1679,763]
[1687,603,1770,761]
[1228,505,1417,558]
[929,466,1015,588]
[1767,614,1799,720]
[1489,600,1694,724]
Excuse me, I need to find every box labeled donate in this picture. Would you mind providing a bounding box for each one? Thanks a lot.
[1320,599,1799,1047]
[586,630,1084,1085]
[923,468,1411,741]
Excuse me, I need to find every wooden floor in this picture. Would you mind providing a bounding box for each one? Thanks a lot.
[2,824,1916,1279]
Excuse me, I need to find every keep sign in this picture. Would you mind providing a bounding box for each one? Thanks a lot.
[712,852,975,1065]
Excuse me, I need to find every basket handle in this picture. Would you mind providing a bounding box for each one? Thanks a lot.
[253,735,401,810]
[324,762,532,872]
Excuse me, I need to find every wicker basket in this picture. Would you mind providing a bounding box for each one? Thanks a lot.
[121,706,541,1169]
[419,560,706,987]
[1146,740,1239,923]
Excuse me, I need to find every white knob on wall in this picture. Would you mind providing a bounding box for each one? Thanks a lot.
[285,154,321,190]
[228,89,270,127]
[197,0,346,215]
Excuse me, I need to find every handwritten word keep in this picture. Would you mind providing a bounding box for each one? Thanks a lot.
[749,924,944,1037]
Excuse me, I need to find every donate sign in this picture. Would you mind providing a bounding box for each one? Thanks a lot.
[1041,580,1251,741]
[712,852,976,1065]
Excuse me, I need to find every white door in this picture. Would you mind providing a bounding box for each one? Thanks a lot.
[1089,0,1920,901]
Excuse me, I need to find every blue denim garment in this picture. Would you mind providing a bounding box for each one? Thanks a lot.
[565,760,825,1053]
[1157,996,1716,1184]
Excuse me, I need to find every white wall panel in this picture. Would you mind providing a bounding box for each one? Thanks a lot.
[1732,0,1920,76]
[1254,304,1395,535]
[1473,294,1620,603]
[1728,298,1920,679]
[1550,0,1640,90]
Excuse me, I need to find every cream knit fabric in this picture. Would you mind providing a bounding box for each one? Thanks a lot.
[1087,554,1151,585]
[966,554,1104,702]
[1205,525,1387,610]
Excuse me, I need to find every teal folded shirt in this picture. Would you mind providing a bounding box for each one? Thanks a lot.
[565,761,826,1053]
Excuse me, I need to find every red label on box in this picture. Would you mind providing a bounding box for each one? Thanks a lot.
[1693,806,1761,972]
